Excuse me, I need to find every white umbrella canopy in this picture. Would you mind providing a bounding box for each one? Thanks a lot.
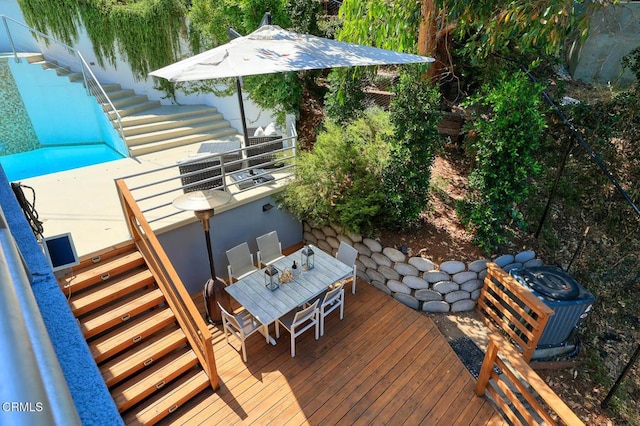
[150,25,434,82]
[150,25,434,147]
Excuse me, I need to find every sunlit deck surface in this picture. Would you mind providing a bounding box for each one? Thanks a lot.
[165,281,506,425]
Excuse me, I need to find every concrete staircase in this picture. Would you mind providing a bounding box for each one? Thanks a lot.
[58,242,211,425]
[29,54,238,157]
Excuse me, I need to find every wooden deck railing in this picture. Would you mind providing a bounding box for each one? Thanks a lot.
[115,179,219,390]
[476,333,584,426]
[476,263,555,362]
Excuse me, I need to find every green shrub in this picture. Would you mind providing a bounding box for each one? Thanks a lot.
[276,107,392,234]
[460,70,546,253]
[324,68,368,124]
[621,45,640,84]
[383,65,442,228]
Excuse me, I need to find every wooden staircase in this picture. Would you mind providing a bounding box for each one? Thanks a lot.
[59,242,211,425]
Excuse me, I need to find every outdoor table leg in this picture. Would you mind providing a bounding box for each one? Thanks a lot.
[260,323,276,345]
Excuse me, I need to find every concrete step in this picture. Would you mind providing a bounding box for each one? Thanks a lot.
[109,94,155,110]
[126,120,231,147]
[37,62,84,82]
[129,127,238,157]
[101,83,123,93]
[23,53,44,63]
[103,88,136,101]
[110,100,161,118]
[123,113,223,137]
[120,105,220,127]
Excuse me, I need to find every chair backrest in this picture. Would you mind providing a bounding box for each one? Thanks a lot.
[323,282,344,306]
[293,299,319,326]
[256,231,282,264]
[218,301,242,332]
[226,242,253,272]
[336,241,358,267]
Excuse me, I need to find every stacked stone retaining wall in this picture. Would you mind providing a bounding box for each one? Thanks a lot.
[303,222,544,313]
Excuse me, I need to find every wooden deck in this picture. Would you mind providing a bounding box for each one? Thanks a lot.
[160,280,506,425]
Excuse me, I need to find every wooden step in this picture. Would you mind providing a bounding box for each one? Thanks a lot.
[80,288,165,339]
[60,249,145,295]
[70,268,155,316]
[111,347,199,412]
[101,327,187,387]
[122,370,210,426]
[89,307,176,363]
[72,242,137,272]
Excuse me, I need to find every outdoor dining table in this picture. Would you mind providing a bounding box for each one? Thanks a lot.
[225,244,353,344]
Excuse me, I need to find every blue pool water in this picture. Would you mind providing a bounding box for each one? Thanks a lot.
[0,144,123,181]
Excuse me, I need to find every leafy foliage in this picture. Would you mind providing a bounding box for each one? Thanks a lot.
[276,108,392,234]
[383,65,442,228]
[460,70,547,252]
[18,0,186,81]
[287,0,323,35]
[188,0,290,45]
[621,45,640,84]
[338,0,421,54]
[433,0,612,60]
[336,0,620,95]
[323,68,367,124]
[243,72,303,126]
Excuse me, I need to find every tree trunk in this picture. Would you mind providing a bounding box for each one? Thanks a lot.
[418,0,438,81]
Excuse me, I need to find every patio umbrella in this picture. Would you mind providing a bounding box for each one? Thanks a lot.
[149,25,434,144]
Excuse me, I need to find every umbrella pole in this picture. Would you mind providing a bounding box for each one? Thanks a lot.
[236,77,250,149]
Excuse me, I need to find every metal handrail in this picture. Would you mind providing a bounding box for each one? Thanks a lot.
[118,121,298,226]
[0,206,81,426]
[0,14,127,150]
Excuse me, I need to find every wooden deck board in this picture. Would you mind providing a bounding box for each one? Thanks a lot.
[284,314,428,425]
[157,280,504,425]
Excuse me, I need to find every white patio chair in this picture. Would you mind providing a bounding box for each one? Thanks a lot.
[336,241,358,294]
[256,230,284,266]
[226,242,258,283]
[275,299,319,358]
[218,302,264,362]
[315,281,345,336]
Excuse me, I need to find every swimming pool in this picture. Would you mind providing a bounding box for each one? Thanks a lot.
[0,144,123,181]
[0,57,128,181]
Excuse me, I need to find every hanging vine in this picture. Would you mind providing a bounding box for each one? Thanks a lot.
[17,0,186,81]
